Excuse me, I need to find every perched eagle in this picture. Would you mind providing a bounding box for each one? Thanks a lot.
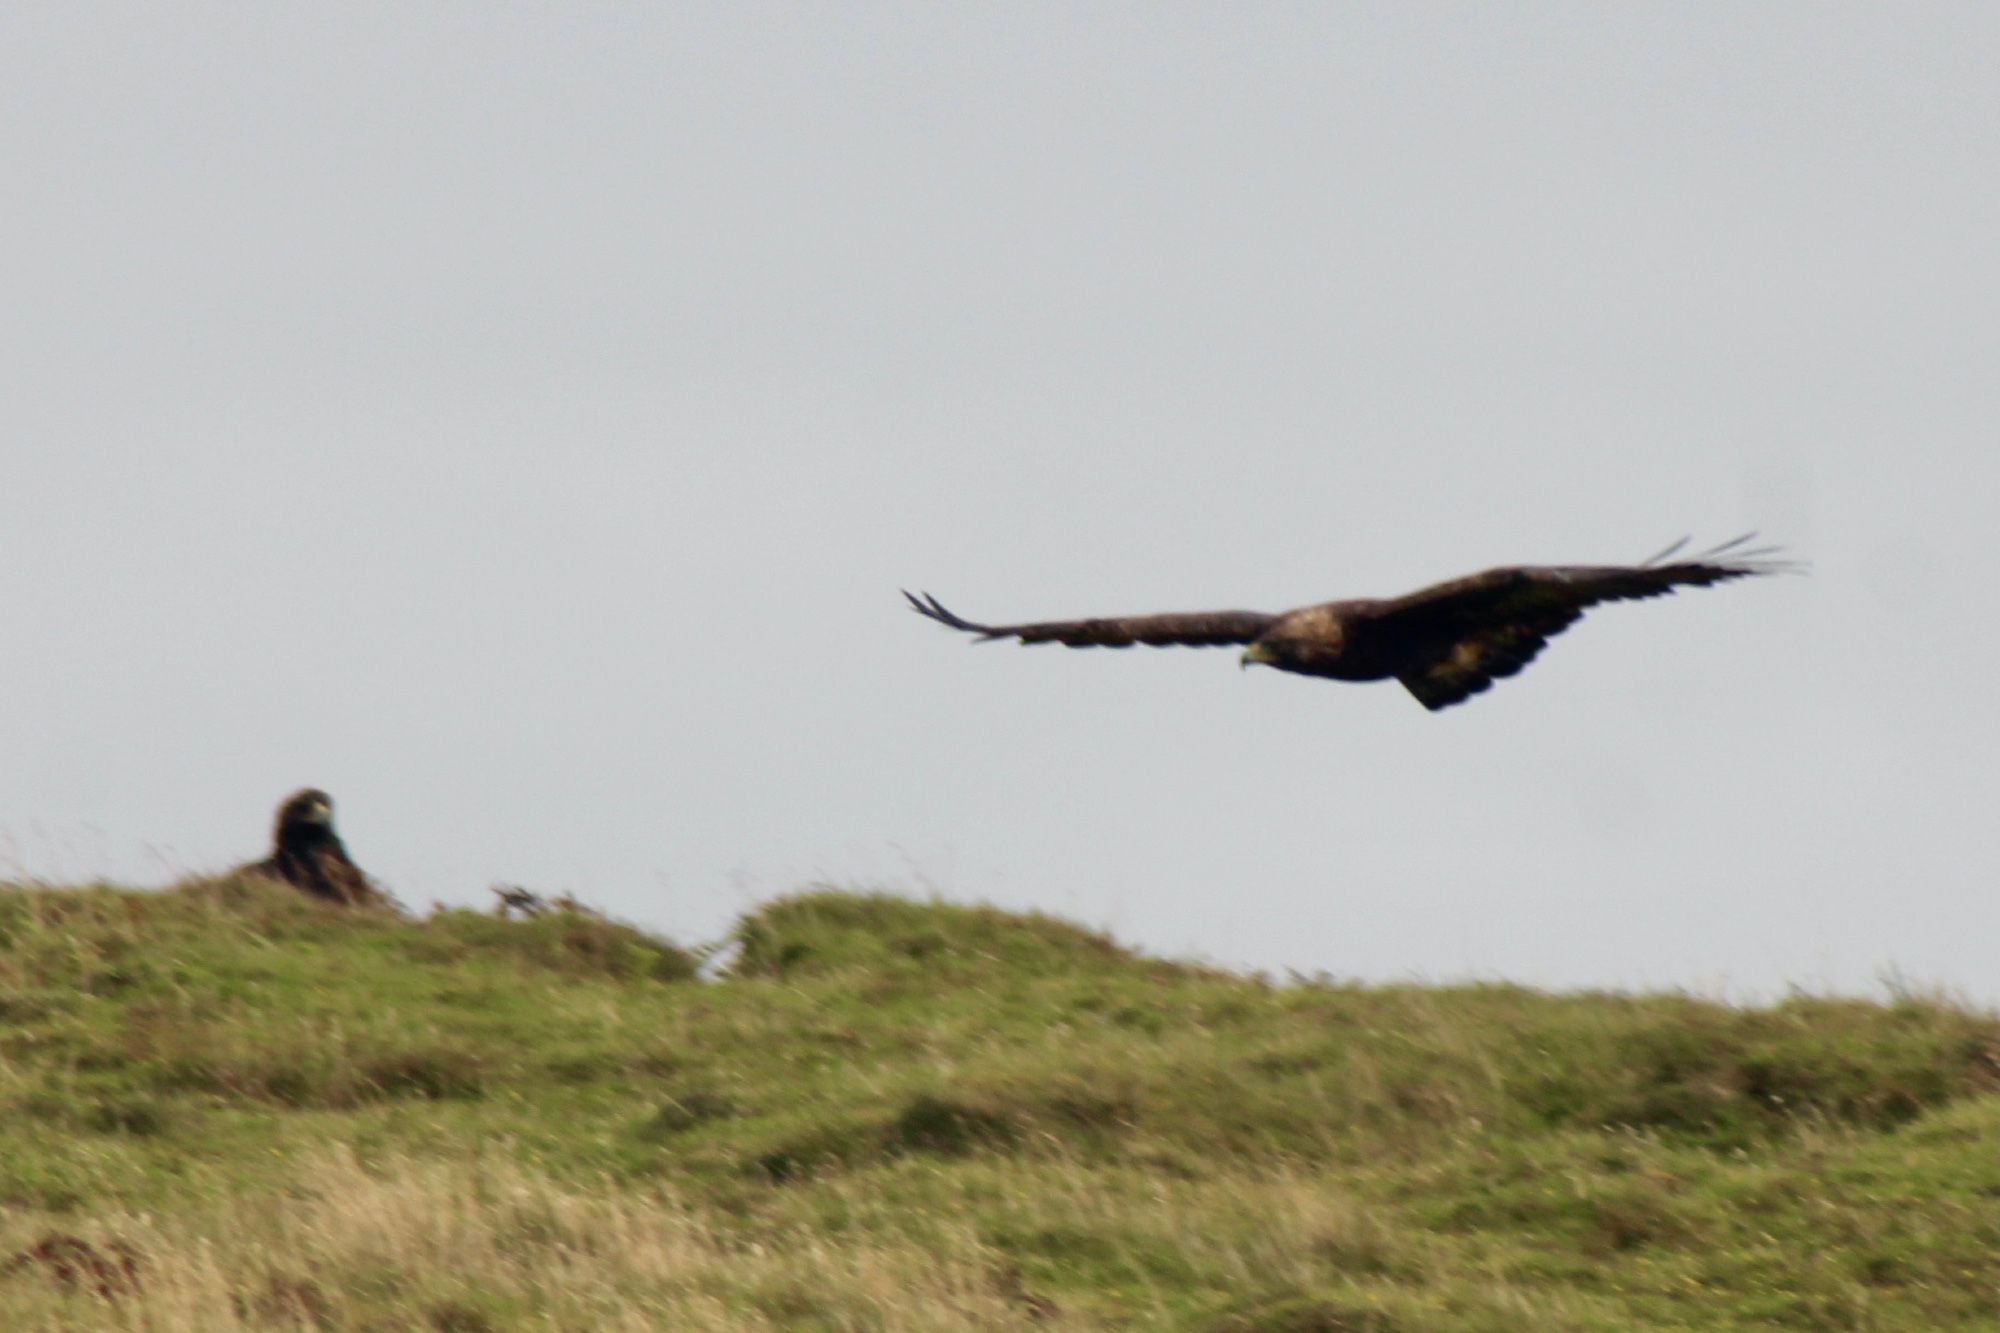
[906,536,1795,712]
[244,788,389,907]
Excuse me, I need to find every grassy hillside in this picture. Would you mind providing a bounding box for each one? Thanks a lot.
[1,879,1997,1330]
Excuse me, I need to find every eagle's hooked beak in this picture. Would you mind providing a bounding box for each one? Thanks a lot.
[1240,643,1276,671]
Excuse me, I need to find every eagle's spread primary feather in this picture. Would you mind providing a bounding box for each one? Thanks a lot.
[906,535,1796,712]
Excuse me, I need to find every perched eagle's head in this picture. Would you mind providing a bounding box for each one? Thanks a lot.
[273,788,336,841]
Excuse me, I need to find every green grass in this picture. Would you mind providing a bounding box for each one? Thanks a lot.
[0,878,1997,1328]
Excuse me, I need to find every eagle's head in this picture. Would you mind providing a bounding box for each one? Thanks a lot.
[273,788,337,844]
[1240,641,1279,671]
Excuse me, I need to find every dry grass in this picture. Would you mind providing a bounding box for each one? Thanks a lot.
[0,1148,1056,1332]
[0,1145,1643,1332]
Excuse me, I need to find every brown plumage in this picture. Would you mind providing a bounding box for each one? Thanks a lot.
[244,788,388,907]
[906,536,1797,712]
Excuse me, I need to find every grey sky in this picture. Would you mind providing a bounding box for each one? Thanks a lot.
[4,6,1995,998]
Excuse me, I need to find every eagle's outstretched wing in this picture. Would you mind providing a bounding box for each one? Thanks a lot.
[905,591,1275,649]
[1376,535,1798,710]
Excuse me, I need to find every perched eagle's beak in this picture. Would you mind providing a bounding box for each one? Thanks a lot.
[1240,643,1276,671]
[304,799,332,824]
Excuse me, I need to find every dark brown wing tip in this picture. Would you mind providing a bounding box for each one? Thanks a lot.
[1646,532,1807,577]
[1640,535,1693,567]
[903,590,1004,640]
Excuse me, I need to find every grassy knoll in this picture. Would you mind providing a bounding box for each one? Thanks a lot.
[0,879,1997,1329]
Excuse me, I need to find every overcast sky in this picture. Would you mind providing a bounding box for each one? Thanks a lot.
[4,5,1995,1000]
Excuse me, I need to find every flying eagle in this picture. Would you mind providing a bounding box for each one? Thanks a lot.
[244,788,389,907]
[906,536,1795,711]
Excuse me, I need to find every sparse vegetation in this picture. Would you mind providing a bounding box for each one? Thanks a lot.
[0,878,1996,1328]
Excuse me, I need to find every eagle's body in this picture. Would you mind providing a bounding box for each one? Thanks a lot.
[906,537,1793,711]
[245,788,387,907]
